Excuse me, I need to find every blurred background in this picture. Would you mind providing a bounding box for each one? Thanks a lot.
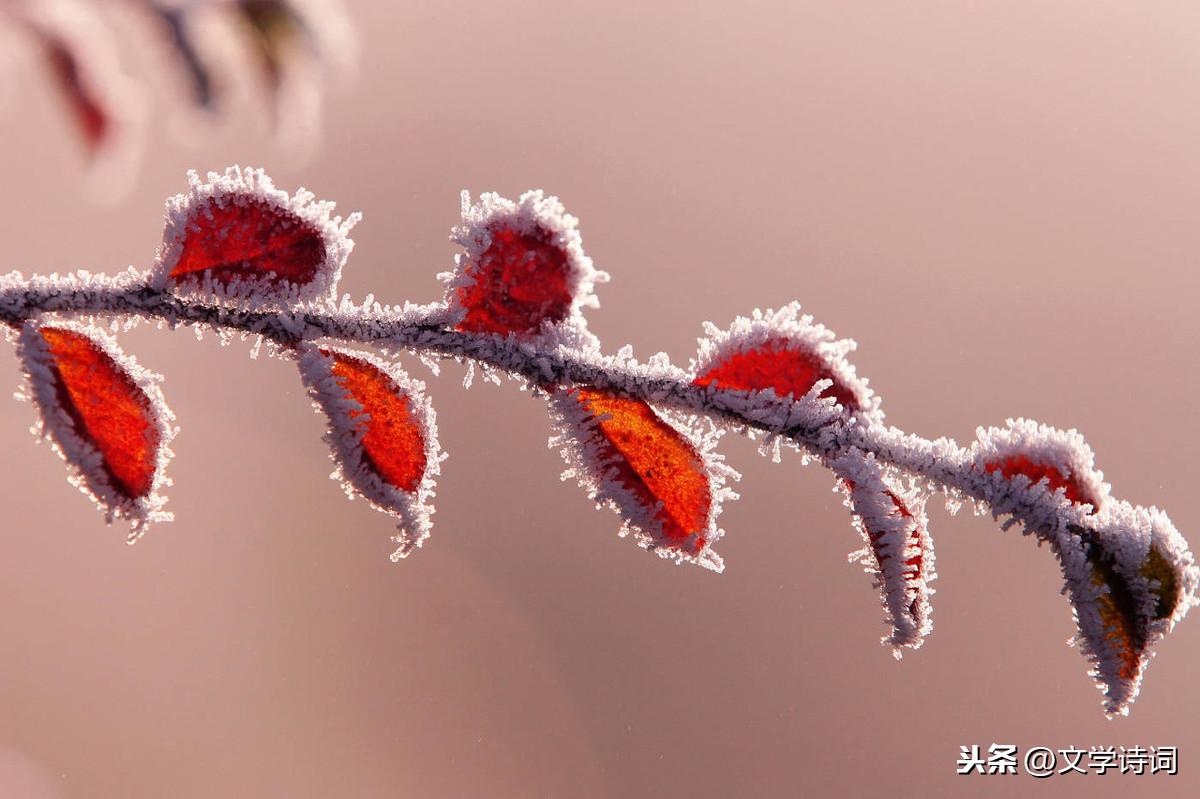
[1,1,1199,796]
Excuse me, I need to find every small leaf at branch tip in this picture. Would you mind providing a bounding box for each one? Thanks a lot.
[16,320,175,534]
[547,386,736,571]
[297,343,443,558]
[1049,502,1199,715]
[444,189,605,341]
[152,166,358,306]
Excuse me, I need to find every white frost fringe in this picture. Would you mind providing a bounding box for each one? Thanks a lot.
[297,343,445,560]
[151,165,360,306]
[547,388,739,573]
[15,319,176,540]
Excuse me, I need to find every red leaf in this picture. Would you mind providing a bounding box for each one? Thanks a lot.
[455,224,573,335]
[448,190,606,339]
[18,322,174,533]
[298,345,441,558]
[984,454,1098,509]
[326,351,428,492]
[156,167,358,302]
[694,338,862,412]
[170,197,326,287]
[570,388,712,555]
[972,420,1109,513]
[38,326,158,497]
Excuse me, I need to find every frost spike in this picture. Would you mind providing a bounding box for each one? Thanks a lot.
[297,344,443,559]
[548,386,736,572]
[16,321,175,537]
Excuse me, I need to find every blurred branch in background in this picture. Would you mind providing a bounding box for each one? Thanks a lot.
[0,0,356,195]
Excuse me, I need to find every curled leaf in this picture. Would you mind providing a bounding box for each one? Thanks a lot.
[16,321,175,536]
[832,451,935,651]
[445,190,608,338]
[153,166,360,304]
[1053,504,1199,715]
[548,386,737,571]
[298,344,443,559]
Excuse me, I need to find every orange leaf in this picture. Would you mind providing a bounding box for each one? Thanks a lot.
[326,351,428,492]
[576,389,711,551]
[548,386,733,569]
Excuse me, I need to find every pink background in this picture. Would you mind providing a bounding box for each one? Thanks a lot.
[1,2,1199,796]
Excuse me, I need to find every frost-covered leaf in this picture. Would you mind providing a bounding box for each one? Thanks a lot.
[298,344,443,559]
[1052,503,1199,715]
[971,418,1109,512]
[693,302,878,421]
[549,387,736,572]
[445,190,608,338]
[832,451,934,651]
[16,321,175,537]
[152,166,360,305]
